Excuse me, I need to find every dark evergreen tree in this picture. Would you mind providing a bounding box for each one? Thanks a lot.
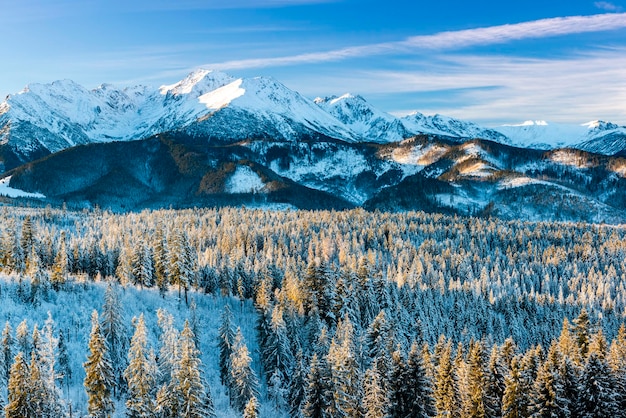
[579,352,619,418]
[101,284,128,397]
[219,304,235,387]
[362,364,386,418]
[484,345,506,418]
[302,353,333,418]
[1,321,13,385]
[125,314,157,418]
[5,352,31,418]
[434,340,460,418]
[83,311,114,418]
[228,328,259,412]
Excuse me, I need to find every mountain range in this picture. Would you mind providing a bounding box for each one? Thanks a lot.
[1,69,625,223]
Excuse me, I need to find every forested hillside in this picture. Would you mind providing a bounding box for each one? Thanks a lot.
[0,206,625,416]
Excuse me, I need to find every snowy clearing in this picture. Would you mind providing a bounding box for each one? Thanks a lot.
[0,176,45,198]
[226,166,265,194]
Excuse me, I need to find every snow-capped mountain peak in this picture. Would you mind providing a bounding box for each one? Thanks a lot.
[159,69,234,96]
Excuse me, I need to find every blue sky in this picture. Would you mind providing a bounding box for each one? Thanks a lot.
[1,0,625,125]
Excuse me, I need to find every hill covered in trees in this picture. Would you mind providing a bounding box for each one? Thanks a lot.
[0,206,625,416]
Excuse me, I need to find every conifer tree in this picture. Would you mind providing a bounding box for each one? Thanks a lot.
[125,314,157,418]
[58,329,72,395]
[243,396,259,418]
[288,349,308,418]
[1,321,13,385]
[153,224,169,297]
[37,313,64,417]
[84,310,114,418]
[156,309,180,387]
[169,229,196,304]
[16,319,30,358]
[484,345,506,418]
[407,341,436,417]
[132,244,154,288]
[502,358,523,418]
[327,316,362,418]
[530,345,568,418]
[465,341,486,418]
[608,324,626,412]
[219,304,235,387]
[51,234,68,291]
[434,341,461,418]
[573,309,590,359]
[229,328,259,412]
[302,353,332,418]
[101,284,128,397]
[5,352,30,418]
[362,364,387,418]
[174,321,207,418]
[579,352,619,417]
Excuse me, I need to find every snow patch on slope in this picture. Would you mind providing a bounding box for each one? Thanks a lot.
[199,79,245,110]
[0,176,45,198]
[226,166,265,194]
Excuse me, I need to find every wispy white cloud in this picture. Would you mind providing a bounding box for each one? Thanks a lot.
[203,13,626,70]
[595,1,623,12]
[321,49,626,124]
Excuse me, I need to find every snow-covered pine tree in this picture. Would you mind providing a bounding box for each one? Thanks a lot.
[169,229,196,305]
[465,341,486,418]
[301,353,332,418]
[529,344,568,418]
[125,314,157,418]
[502,358,522,418]
[5,352,31,418]
[579,352,619,417]
[434,340,461,418]
[83,310,114,418]
[173,320,208,418]
[50,233,68,291]
[219,304,235,387]
[37,313,65,417]
[1,321,13,385]
[362,364,386,418]
[15,319,30,358]
[101,284,128,397]
[156,308,180,387]
[228,327,259,412]
[57,329,72,395]
[327,315,362,418]
[152,223,169,297]
[406,341,435,417]
[608,324,626,412]
[243,396,260,418]
[573,309,591,360]
[484,345,506,418]
[131,244,154,288]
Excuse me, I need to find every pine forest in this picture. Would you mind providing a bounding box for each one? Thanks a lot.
[0,205,625,417]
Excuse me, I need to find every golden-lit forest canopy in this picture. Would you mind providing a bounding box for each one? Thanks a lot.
[0,206,625,417]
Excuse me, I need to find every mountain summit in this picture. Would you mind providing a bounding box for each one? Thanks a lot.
[1,69,626,175]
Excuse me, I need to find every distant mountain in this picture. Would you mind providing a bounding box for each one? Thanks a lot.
[496,120,626,155]
[0,69,522,172]
[4,131,626,223]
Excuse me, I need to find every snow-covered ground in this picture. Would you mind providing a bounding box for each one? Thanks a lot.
[0,274,279,418]
[0,176,45,198]
[226,166,265,194]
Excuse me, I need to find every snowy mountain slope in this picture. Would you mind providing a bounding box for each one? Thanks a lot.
[5,131,625,223]
[0,70,237,169]
[401,112,510,143]
[314,94,410,142]
[496,120,626,155]
[0,70,521,173]
[185,76,359,142]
